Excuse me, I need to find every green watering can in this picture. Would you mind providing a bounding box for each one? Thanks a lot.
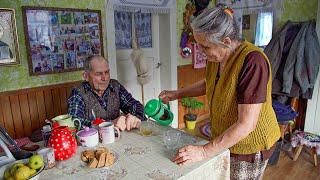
[144,99,174,126]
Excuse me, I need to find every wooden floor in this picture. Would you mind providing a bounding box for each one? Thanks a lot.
[264,149,320,180]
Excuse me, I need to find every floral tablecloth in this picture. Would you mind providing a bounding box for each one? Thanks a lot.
[40,122,230,180]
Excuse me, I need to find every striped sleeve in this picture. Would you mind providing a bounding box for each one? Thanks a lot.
[118,84,145,121]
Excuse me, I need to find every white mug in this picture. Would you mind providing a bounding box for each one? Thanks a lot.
[98,122,120,144]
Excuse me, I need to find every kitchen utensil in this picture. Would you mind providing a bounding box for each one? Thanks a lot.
[52,114,81,131]
[48,126,77,161]
[144,99,174,126]
[163,130,181,150]
[98,122,120,144]
[76,127,99,147]
[139,118,154,136]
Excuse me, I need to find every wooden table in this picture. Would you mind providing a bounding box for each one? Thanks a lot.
[40,121,230,180]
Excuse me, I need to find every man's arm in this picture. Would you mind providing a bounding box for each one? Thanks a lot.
[67,88,91,126]
[118,84,145,121]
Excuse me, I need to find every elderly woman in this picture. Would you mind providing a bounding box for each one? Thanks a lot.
[159,5,280,180]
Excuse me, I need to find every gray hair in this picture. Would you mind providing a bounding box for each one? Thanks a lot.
[83,55,108,71]
[191,5,242,47]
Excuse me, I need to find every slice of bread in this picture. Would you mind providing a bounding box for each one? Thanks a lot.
[88,157,98,168]
[105,153,115,167]
[97,152,106,168]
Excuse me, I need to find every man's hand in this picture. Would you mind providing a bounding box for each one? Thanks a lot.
[113,115,126,131]
[125,113,141,131]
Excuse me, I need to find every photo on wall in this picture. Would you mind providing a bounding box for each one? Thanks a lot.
[0,8,20,65]
[22,6,104,75]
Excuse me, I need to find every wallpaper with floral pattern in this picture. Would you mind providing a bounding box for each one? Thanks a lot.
[0,0,106,92]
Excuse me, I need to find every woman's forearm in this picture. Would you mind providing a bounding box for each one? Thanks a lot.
[177,79,206,98]
[203,103,262,157]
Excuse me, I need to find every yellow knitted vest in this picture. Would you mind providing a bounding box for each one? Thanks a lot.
[206,41,280,154]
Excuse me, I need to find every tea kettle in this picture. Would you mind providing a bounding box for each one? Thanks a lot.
[144,99,173,126]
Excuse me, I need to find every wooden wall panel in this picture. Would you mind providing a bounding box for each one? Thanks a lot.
[19,94,32,136]
[59,87,68,114]
[0,100,4,131]
[44,89,54,120]
[28,92,39,132]
[1,96,15,138]
[10,95,25,138]
[52,89,62,116]
[0,81,80,138]
[177,64,209,128]
[36,91,46,127]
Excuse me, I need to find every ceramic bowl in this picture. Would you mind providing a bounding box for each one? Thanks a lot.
[0,159,44,180]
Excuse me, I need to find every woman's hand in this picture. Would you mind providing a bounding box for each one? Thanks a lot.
[159,90,179,104]
[172,145,207,165]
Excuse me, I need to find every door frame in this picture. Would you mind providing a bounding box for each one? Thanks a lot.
[105,0,178,127]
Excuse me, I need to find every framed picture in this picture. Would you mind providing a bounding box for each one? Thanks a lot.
[242,15,250,30]
[0,8,20,65]
[22,6,104,75]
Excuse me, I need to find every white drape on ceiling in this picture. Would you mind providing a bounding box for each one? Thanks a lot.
[109,0,174,14]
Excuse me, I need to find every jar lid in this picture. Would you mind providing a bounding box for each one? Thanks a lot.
[144,99,160,117]
[77,127,97,137]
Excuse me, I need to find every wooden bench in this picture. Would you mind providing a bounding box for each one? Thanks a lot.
[0,81,81,139]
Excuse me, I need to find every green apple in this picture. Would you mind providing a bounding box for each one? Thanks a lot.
[3,169,11,179]
[14,166,30,180]
[9,163,24,175]
[5,176,14,180]
[28,154,44,170]
[29,168,37,177]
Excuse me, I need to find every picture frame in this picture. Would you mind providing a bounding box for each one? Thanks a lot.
[0,8,20,66]
[242,15,250,30]
[22,6,104,75]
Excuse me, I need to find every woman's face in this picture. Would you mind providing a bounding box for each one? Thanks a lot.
[193,33,229,63]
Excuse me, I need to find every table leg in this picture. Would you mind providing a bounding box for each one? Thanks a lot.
[312,147,318,166]
[293,145,303,161]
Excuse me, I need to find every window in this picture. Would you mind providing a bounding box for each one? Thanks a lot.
[255,12,273,48]
[114,11,152,49]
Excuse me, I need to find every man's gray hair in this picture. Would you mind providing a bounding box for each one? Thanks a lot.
[191,5,242,46]
[83,55,108,72]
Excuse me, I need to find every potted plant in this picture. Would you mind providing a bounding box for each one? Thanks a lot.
[181,97,204,130]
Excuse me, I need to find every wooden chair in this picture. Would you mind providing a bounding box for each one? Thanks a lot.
[292,131,320,166]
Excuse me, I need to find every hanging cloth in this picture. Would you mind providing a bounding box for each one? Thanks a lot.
[130,15,151,85]
[111,0,174,14]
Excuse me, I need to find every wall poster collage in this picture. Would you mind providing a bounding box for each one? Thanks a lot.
[22,7,103,75]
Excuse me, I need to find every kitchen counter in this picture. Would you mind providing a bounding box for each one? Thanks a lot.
[40,121,230,180]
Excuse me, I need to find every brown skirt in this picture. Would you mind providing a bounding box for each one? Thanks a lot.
[230,152,268,180]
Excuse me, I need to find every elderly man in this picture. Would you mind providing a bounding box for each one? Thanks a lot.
[68,55,144,131]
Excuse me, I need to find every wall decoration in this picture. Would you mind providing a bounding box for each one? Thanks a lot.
[242,14,250,29]
[114,11,152,49]
[134,13,152,48]
[179,0,210,60]
[192,43,206,69]
[0,8,20,65]
[114,11,132,49]
[22,6,103,75]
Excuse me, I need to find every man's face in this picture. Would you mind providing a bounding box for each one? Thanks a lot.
[86,58,110,93]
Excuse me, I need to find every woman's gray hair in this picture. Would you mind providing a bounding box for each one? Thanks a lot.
[83,55,108,72]
[191,5,242,46]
